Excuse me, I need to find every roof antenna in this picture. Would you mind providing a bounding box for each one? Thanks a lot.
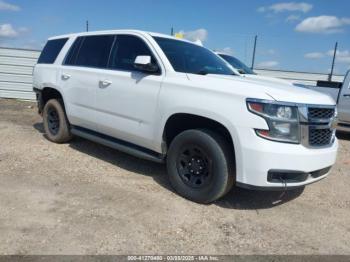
[251,35,258,70]
[328,42,338,82]
[86,20,89,32]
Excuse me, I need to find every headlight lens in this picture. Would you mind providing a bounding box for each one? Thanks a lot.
[277,106,292,119]
[247,99,300,144]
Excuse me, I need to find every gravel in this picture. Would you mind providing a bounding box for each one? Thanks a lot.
[0,98,349,255]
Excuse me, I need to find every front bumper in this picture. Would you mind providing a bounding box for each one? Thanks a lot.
[235,127,338,190]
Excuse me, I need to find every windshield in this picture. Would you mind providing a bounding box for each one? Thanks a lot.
[219,54,255,75]
[153,37,235,76]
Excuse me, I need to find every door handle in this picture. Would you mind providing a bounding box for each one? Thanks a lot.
[61,73,71,80]
[343,94,350,98]
[99,80,112,88]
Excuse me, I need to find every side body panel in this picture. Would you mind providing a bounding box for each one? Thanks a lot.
[154,72,273,183]
[95,69,163,151]
[338,71,350,123]
[59,66,101,130]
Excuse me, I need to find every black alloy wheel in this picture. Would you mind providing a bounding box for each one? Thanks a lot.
[167,129,235,203]
[42,99,73,143]
[176,145,213,189]
[46,106,60,135]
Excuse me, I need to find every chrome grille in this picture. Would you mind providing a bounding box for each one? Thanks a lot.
[308,108,335,120]
[309,128,333,146]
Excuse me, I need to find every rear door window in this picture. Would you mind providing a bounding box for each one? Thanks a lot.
[73,35,115,68]
[64,37,84,65]
[38,38,68,64]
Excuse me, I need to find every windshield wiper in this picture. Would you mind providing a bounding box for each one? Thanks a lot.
[195,69,237,76]
[196,69,209,75]
[196,71,238,76]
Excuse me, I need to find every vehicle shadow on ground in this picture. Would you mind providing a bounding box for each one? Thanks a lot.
[33,122,45,133]
[336,131,350,141]
[215,187,304,210]
[33,122,304,210]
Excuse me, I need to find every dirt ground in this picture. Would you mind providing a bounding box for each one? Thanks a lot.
[0,98,349,255]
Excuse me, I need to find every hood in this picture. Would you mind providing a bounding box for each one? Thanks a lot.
[187,74,336,105]
[242,74,293,86]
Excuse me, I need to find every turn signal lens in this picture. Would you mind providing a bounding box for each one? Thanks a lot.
[256,129,270,138]
[249,102,264,113]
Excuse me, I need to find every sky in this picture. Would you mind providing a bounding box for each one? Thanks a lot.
[0,0,349,74]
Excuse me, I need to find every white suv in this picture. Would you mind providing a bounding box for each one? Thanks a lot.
[33,30,338,203]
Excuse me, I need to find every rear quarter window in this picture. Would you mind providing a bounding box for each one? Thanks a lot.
[37,38,68,64]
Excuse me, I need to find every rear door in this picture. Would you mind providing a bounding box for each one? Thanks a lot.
[60,35,115,130]
[338,70,350,123]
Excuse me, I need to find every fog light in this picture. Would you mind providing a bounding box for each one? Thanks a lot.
[272,122,291,135]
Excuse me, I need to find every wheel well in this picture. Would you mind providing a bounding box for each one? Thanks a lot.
[163,113,235,154]
[39,87,63,112]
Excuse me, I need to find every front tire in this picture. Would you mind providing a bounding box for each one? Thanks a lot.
[167,129,235,203]
[43,99,73,143]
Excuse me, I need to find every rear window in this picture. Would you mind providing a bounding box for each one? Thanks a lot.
[38,38,68,64]
[65,35,115,68]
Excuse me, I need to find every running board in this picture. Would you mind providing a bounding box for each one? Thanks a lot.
[71,126,165,163]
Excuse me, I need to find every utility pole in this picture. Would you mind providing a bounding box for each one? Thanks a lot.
[170,27,174,36]
[328,42,338,82]
[251,35,258,70]
[86,20,89,32]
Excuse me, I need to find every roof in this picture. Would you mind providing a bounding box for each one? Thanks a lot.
[48,29,193,44]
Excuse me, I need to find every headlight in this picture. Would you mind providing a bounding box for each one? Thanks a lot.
[247,99,300,144]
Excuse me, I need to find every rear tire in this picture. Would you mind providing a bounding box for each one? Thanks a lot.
[43,99,73,143]
[167,129,235,203]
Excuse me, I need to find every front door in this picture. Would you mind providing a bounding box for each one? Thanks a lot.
[95,34,164,150]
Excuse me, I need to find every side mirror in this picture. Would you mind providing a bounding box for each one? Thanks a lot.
[134,55,159,73]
